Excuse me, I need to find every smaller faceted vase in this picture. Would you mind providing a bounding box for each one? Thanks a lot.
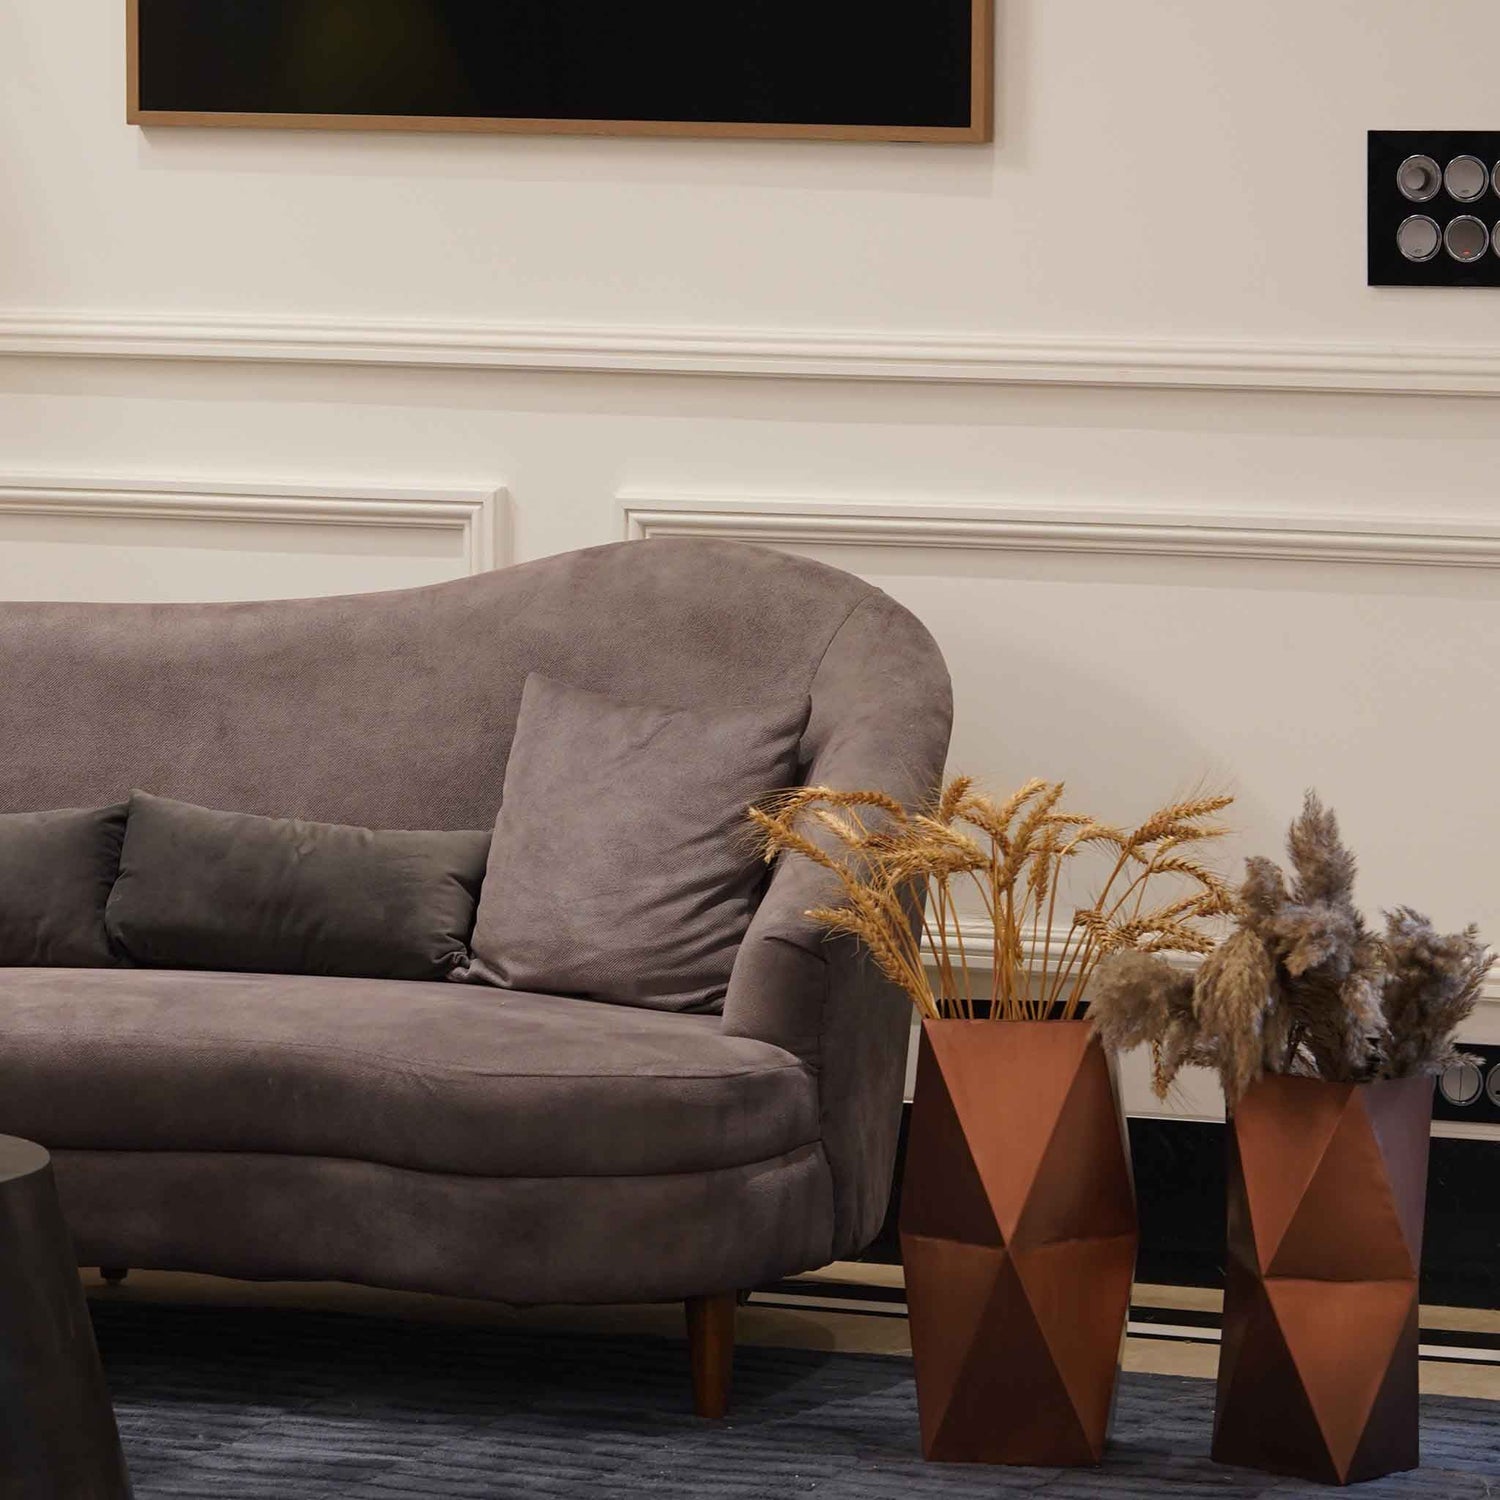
[1212,1072,1434,1486]
[900,1019,1138,1465]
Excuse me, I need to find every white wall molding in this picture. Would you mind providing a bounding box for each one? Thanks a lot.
[6,310,1500,397]
[622,494,1500,570]
[0,476,509,573]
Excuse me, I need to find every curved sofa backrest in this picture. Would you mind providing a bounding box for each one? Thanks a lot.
[0,539,938,831]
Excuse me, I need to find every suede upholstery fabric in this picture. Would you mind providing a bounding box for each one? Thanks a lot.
[722,589,954,1257]
[0,539,952,1303]
[52,1146,834,1307]
[106,792,489,980]
[0,540,873,828]
[461,674,807,1012]
[0,969,818,1178]
[0,804,126,967]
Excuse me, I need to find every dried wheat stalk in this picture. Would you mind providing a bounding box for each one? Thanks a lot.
[749,778,1234,1022]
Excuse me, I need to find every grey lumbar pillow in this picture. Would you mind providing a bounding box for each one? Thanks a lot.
[0,805,128,966]
[106,791,491,980]
[458,672,808,1012]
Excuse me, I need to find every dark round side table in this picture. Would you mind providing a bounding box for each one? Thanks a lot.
[0,1137,131,1499]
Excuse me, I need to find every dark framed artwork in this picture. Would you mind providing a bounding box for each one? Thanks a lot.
[127,1,994,144]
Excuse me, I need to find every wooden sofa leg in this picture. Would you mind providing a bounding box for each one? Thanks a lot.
[685,1293,737,1418]
[99,1267,129,1286]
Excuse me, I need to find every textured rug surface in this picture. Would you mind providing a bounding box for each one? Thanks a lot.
[91,1300,1498,1499]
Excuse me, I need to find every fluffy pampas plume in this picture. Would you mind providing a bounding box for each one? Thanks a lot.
[1090,792,1492,1106]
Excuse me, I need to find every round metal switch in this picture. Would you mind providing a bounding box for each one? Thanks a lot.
[1445,155,1490,202]
[1397,154,1441,202]
[1439,1059,1483,1107]
[1444,214,1490,262]
[1396,215,1441,262]
[1392,216,1440,262]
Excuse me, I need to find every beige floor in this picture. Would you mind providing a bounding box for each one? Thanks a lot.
[86,1262,1500,1402]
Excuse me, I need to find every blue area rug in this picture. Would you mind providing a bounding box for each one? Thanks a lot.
[90,1299,1498,1498]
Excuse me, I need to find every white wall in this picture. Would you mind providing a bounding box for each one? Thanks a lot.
[3,1,1498,1117]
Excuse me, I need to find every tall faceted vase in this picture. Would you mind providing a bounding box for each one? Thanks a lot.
[899,1019,1138,1465]
[1212,1073,1434,1486]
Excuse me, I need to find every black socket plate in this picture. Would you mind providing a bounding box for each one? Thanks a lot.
[1432,1042,1500,1127]
[1369,130,1500,286]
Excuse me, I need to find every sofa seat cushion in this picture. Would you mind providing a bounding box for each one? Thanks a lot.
[0,969,820,1179]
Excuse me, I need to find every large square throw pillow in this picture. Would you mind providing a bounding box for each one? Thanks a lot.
[0,804,128,966]
[457,673,808,1011]
[106,792,491,980]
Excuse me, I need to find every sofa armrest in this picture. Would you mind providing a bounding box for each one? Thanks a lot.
[722,590,952,1259]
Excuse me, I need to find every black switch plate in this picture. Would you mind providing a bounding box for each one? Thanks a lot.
[1432,1042,1500,1126]
[1369,130,1500,286]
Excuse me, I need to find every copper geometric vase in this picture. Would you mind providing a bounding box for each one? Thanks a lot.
[1212,1072,1434,1486]
[900,1019,1138,1466]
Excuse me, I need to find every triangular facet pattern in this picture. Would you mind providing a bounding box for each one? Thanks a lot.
[1265,1279,1417,1479]
[1015,1050,1136,1249]
[900,1037,1001,1249]
[931,1252,1091,1465]
[1213,1076,1430,1485]
[1010,1232,1136,1458]
[1346,1302,1421,1485]
[1363,1075,1435,1268]
[1214,1271,1337,1484]
[900,1021,1138,1467]
[1231,1076,1349,1272]
[1269,1104,1414,1281]
[924,1020,1088,1245]
[902,1234,1004,1449]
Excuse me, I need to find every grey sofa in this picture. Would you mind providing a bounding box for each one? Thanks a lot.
[0,537,951,1412]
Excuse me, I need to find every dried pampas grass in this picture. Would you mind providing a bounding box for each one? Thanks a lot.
[1090,792,1492,1107]
[750,777,1233,1022]
[1379,908,1492,1079]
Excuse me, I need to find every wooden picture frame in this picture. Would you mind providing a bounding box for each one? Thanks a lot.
[126,1,994,144]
